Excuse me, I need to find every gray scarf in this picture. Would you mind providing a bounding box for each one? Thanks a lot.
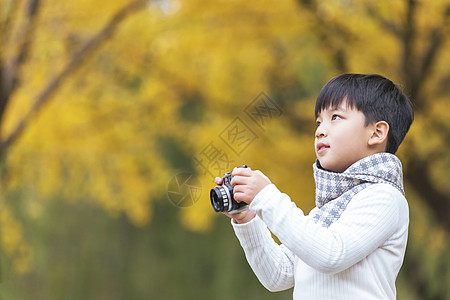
[312,153,404,228]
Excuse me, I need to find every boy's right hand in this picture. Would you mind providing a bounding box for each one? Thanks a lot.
[223,210,256,224]
[214,176,256,224]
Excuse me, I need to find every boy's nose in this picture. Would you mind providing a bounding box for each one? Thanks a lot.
[315,125,327,138]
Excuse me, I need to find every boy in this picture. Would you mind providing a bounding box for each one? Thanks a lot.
[215,74,414,299]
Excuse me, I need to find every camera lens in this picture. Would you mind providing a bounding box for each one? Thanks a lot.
[210,187,224,212]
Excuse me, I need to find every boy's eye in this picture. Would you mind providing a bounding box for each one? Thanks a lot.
[331,114,342,121]
[315,120,321,127]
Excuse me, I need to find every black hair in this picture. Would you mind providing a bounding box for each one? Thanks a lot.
[315,73,414,154]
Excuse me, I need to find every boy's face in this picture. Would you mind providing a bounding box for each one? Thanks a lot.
[315,101,375,173]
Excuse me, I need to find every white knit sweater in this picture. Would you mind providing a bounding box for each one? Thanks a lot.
[232,183,409,299]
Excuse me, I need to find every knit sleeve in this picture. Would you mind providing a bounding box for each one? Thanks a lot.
[232,215,295,291]
[249,183,407,275]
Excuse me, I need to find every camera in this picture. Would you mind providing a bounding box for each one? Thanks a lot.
[210,165,249,214]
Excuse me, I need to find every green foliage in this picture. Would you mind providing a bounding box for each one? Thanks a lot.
[1,198,293,299]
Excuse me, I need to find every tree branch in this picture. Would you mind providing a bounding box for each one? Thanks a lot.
[365,3,402,39]
[401,0,418,94]
[0,0,23,48]
[0,0,149,156]
[436,72,450,97]
[416,5,450,89]
[405,158,450,231]
[295,0,350,72]
[0,0,41,126]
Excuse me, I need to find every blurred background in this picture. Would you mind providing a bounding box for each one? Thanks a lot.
[0,0,449,299]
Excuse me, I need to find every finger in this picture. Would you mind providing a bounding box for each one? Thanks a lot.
[232,184,245,194]
[254,170,265,177]
[232,167,252,177]
[222,212,232,218]
[233,191,247,203]
[214,177,223,184]
[232,211,247,219]
[255,170,271,182]
[230,175,248,187]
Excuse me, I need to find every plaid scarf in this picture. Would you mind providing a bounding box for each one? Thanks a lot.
[312,153,404,228]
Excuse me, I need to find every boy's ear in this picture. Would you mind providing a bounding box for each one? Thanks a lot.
[368,121,389,146]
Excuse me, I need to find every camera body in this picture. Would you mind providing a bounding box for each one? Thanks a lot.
[210,165,249,214]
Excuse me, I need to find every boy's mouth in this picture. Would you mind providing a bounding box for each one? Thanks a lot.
[316,142,330,154]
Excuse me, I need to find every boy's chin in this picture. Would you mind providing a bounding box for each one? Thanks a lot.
[318,160,347,173]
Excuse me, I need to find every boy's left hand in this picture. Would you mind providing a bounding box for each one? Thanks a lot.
[231,167,271,204]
